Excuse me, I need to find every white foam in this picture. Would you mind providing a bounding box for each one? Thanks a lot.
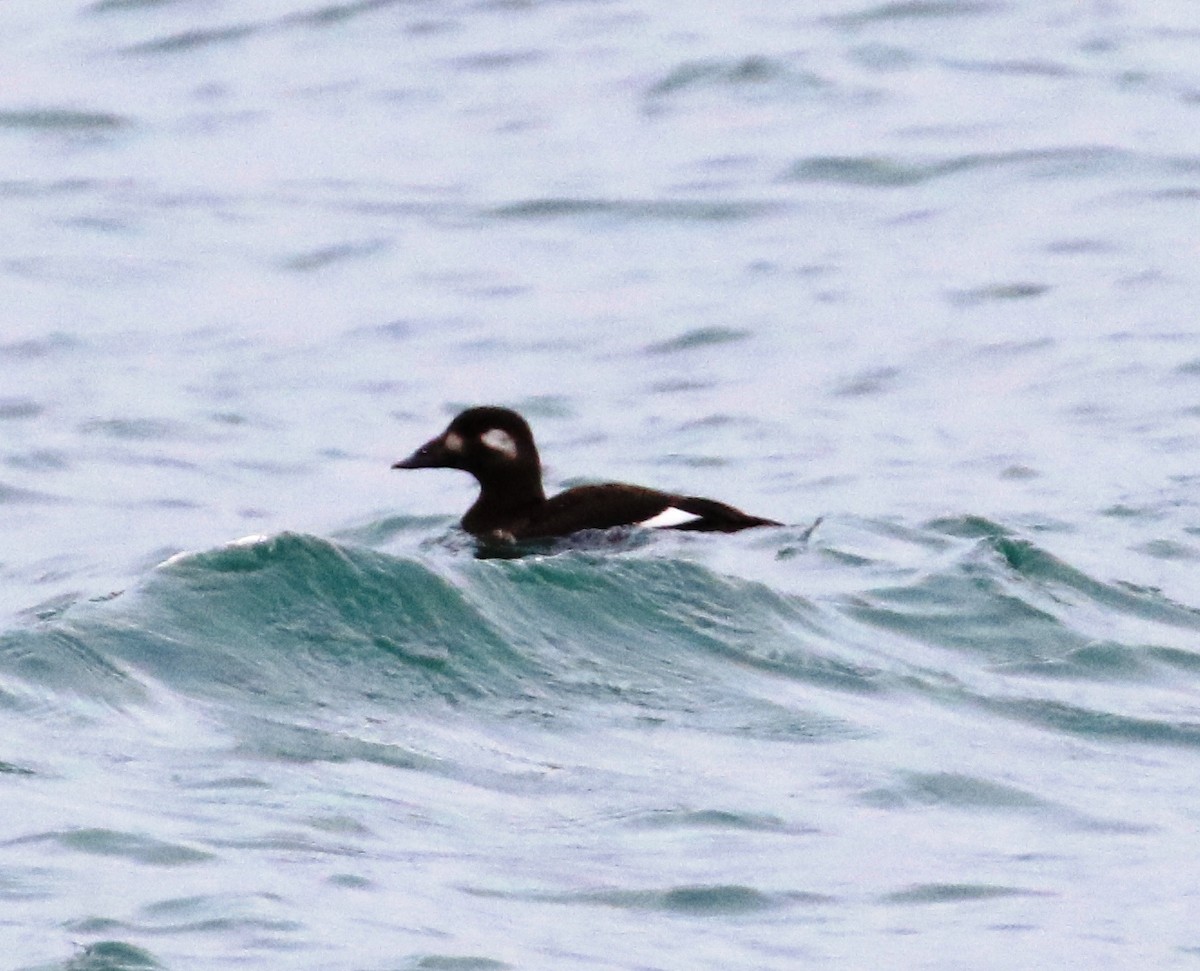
[157,533,269,569]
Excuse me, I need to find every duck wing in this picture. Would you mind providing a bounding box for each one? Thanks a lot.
[518,484,778,539]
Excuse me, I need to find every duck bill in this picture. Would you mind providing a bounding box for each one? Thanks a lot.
[392,435,454,470]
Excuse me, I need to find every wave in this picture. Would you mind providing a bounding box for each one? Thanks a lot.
[2,521,1197,758]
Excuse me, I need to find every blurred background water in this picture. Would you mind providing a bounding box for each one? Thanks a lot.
[2,1,1200,968]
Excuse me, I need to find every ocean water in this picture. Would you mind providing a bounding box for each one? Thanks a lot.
[3,0,1200,968]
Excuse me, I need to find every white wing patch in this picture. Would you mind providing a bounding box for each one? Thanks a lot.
[639,506,703,529]
[480,428,518,459]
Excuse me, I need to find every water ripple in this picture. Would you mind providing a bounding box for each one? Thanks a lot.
[782,147,1196,187]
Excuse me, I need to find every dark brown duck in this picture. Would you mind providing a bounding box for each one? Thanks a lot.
[393,406,781,541]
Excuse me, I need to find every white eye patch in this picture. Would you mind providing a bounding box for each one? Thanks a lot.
[638,506,703,529]
[480,428,518,459]
[444,431,464,453]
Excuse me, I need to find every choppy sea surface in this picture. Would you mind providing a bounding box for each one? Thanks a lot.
[3,1,1200,968]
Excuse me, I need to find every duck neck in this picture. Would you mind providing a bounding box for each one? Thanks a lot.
[463,463,546,531]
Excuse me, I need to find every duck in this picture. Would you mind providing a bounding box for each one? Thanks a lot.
[393,406,780,541]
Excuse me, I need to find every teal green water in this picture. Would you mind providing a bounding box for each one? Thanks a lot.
[5,520,1200,968]
[11,522,1197,748]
